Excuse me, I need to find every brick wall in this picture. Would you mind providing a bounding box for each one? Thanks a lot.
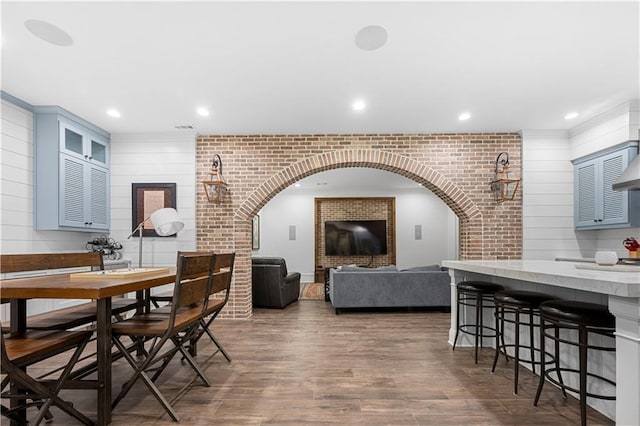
[315,197,396,269]
[196,133,522,318]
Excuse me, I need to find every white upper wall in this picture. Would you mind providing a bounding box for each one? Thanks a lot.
[109,132,197,268]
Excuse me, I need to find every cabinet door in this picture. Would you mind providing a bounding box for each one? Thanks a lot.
[59,118,88,161]
[600,149,629,226]
[59,154,87,228]
[574,160,598,228]
[88,164,109,230]
[59,118,110,168]
[59,154,110,230]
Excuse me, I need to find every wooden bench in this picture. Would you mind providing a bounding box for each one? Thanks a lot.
[1,252,141,330]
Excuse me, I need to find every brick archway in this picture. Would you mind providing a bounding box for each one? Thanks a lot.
[230,149,484,318]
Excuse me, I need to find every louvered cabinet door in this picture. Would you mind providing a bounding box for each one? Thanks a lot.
[574,160,598,228]
[572,141,639,230]
[59,154,110,231]
[600,149,629,226]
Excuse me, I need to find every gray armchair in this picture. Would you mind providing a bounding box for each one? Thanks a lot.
[252,257,300,308]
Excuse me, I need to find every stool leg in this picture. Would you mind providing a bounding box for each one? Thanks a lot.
[554,325,567,398]
[475,293,482,363]
[491,304,502,373]
[514,309,520,395]
[533,317,546,406]
[452,291,462,351]
[529,309,536,376]
[579,326,588,426]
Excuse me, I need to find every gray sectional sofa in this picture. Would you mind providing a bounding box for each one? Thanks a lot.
[329,265,451,313]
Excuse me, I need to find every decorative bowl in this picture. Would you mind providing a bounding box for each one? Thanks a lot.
[595,251,618,266]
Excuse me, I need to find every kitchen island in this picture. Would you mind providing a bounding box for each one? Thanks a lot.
[442,260,640,425]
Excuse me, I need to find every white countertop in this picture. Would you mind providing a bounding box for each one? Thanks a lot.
[442,260,640,298]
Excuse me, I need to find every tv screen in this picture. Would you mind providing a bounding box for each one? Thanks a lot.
[325,220,387,256]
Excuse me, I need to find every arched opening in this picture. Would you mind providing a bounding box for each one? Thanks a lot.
[229,149,484,318]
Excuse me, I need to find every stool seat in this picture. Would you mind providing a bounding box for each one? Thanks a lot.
[494,290,555,308]
[539,300,615,329]
[457,281,504,294]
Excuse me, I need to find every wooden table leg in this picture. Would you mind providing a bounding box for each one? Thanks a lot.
[9,299,27,425]
[96,298,112,425]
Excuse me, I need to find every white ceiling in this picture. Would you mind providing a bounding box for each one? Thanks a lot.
[1,1,638,136]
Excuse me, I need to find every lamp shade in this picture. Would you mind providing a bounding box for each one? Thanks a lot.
[150,208,184,236]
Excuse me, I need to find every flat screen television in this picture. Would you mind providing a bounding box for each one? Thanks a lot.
[324,220,387,256]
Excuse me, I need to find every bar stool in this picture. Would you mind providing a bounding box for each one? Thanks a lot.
[452,281,504,363]
[491,290,556,394]
[534,300,616,426]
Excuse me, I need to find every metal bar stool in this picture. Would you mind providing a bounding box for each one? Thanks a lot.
[534,300,616,426]
[491,290,556,394]
[452,281,504,363]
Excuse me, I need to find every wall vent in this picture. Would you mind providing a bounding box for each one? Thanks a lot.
[174,124,196,130]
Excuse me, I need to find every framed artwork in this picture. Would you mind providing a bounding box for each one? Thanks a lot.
[132,183,177,237]
[252,215,260,249]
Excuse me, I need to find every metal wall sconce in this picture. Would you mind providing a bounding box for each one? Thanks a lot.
[490,152,521,203]
[202,154,228,203]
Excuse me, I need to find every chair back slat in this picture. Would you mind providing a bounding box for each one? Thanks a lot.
[208,253,235,311]
[171,252,216,313]
[0,252,104,274]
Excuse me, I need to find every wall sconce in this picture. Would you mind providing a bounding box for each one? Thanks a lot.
[490,152,521,203]
[202,154,228,203]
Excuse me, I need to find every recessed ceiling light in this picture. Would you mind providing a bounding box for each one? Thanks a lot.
[564,112,579,120]
[106,109,121,118]
[24,19,73,46]
[294,183,301,188]
[458,112,471,121]
[196,107,210,117]
[352,100,366,111]
[355,25,388,51]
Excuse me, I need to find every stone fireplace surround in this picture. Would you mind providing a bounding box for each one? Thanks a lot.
[196,133,522,319]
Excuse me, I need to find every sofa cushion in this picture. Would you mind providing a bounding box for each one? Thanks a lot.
[341,265,397,272]
[401,265,442,272]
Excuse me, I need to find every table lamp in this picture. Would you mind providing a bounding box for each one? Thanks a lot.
[128,207,184,268]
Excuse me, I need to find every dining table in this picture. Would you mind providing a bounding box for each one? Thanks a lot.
[0,268,177,425]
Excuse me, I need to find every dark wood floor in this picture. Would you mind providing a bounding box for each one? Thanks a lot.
[21,300,614,425]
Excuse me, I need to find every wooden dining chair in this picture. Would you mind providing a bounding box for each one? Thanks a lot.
[110,251,216,422]
[0,301,96,425]
[191,252,235,361]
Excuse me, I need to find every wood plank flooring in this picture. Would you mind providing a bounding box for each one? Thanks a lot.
[18,300,614,425]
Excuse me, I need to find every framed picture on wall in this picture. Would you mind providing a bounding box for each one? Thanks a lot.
[252,215,260,249]
[132,183,177,237]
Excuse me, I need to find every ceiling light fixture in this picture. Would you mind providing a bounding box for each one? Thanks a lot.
[196,107,210,117]
[564,112,579,120]
[24,19,73,46]
[355,25,388,51]
[352,100,366,111]
[458,112,471,121]
[106,109,121,118]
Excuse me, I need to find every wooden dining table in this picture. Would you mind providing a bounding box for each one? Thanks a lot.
[0,268,177,425]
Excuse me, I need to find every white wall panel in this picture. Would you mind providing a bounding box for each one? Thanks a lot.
[109,132,197,267]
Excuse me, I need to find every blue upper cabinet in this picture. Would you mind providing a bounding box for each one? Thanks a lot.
[573,141,639,230]
[34,106,110,232]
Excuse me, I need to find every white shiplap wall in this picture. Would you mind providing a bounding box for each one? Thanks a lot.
[109,132,197,268]
[0,99,100,254]
[520,130,594,260]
